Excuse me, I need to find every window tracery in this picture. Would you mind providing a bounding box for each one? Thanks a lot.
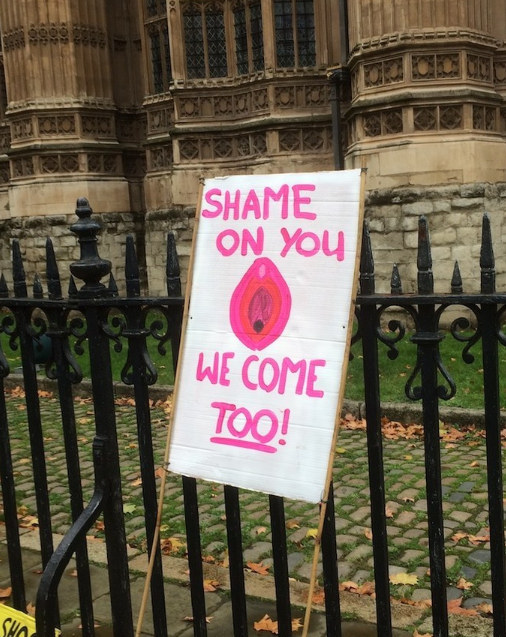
[274,0,315,69]
[144,0,172,94]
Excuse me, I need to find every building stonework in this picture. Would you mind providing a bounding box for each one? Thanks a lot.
[0,0,504,293]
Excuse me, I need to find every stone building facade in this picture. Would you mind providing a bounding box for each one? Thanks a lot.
[0,1,505,293]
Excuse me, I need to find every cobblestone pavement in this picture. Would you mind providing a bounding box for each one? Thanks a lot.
[2,388,500,634]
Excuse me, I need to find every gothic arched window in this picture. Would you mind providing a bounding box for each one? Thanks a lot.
[274,0,315,68]
[183,2,228,78]
[145,0,172,93]
[233,0,264,75]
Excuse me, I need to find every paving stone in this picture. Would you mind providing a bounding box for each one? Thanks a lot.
[469,549,491,564]
[446,586,463,601]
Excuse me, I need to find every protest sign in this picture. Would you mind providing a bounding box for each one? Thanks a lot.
[0,604,60,636]
[168,169,363,503]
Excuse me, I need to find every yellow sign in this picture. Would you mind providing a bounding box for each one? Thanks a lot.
[0,604,60,636]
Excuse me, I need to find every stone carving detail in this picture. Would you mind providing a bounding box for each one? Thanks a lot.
[11,118,33,140]
[41,154,79,174]
[28,23,70,45]
[383,109,403,134]
[468,55,492,82]
[176,86,272,121]
[0,164,10,184]
[363,113,382,137]
[279,127,331,153]
[3,27,25,51]
[363,110,403,137]
[473,106,496,131]
[439,105,462,130]
[275,86,295,108]
[12,157,34,177]
[81,115,114,137]
[117,116,146,142]
[177,132,267,162]
[414,107,437,131]
[87,153,119,173]
[495,60,506,85]
[364,57,403,88]
[252,89,268,111]
[364,62,382,87]
[72,24,107,48]
[412,53,460,81]
[436,54,460,78]
[38,115,76,136]
[149,145,173,170]
[0,128,11,152]
[123,152,147,178]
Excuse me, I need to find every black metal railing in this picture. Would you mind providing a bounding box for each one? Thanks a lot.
[0,199,504,637]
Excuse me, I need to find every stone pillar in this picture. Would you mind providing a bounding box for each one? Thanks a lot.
[0,0,133,218]
[345,0,506,189]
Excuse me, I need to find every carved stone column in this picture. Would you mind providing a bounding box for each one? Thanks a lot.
[345,0,506,188]
[0,0,137,218]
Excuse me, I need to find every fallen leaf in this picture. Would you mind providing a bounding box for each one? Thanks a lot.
[161,537,186,554]
[123,503,137,515]
[413,630,432,637]
[470,460,479,467]
[447,598,478,616]
[183,616,212,623]
[253,614,278,633]
[389,572,418,586]
[364,528,373,540]
[339,581,359,592]
[456,577,473,591]
[26,602,36,616]
[385,505,395,518]
[203,579,220,592]
[246,561,270,576]
[255,526,268,535]
[311,589,325,605]
[131,477,143,487]
[286,520,300,529]
[305,528,318,539]
[476,602,493,615]
[0,587,11,599]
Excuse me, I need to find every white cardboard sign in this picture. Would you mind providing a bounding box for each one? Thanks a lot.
[168,170,363,503]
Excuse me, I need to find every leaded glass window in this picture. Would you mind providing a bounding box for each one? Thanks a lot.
[145,0,172,93]
[274,0,315,68]
[182,2,228,78]
[206,7,227,77]
[234,6,248,75]
[233,0,264,76]
[184,8,206,78]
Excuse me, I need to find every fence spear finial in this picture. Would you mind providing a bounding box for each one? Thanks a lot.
[480,213,495,294]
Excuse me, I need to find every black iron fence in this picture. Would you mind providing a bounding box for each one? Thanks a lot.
[0,198,504,637]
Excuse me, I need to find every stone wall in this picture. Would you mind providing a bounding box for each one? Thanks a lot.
[0,211,143,295]
[365,182,506,295]
[1,182,504,305]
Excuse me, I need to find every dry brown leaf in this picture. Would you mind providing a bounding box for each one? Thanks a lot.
[364,528,373,540]
[160,537,186,555]
[385,505,395,519]
[203,579,220,592]
[476,602,493,615]
[456,577,473,590]
[311,589,325,605]
[447,598,478,616]
[470,460,479,467]
[413,630,432,637]
[246,561,270,576]
[26,602,36,616]
[286,520,300,529]
[253,614,278,633]
[131,477,143,487]
[255,526,268,535]
[0,587,11,599]
[339,581,359,592]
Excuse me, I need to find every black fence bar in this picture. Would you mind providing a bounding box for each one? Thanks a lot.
[479,215,506,636]
[183,475,208,636]
[358,223,392,635]
[413,218,448,637]
[45,238,95,636]
[269,495,292,636]
[0,374,26,611]
[321,481,342,637]
[124,237,168,637]
[224,485,249,637]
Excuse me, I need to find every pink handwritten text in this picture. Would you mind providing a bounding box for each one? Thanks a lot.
[280,228,345,260]
[202,184,316,221]
[210,401,290,453]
